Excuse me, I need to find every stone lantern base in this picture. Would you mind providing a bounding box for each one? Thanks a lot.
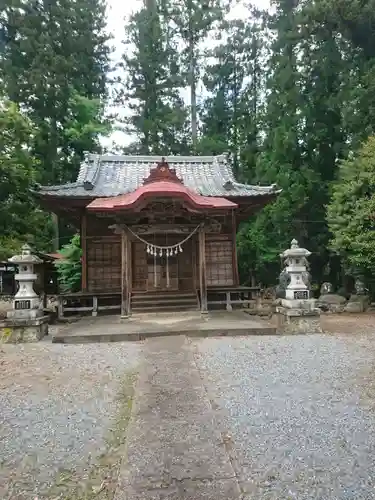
[1,314,49,343]
[273,300,322,335]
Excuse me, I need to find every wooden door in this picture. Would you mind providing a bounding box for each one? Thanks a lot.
[147,254,178,290]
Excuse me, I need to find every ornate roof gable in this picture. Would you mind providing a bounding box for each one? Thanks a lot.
[143,158,183,185]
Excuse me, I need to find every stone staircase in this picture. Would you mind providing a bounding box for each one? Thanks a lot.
[131,290,199,313]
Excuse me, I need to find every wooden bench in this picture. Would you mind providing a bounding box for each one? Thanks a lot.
[57,292,121,319]
[207,286,261,312]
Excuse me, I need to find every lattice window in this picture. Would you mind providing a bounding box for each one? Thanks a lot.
[206,240,233,286]
[87,239,121,292]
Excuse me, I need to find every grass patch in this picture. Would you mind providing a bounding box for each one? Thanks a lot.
[46,370,137,500]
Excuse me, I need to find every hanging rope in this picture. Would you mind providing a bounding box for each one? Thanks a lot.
[125,224,202,257]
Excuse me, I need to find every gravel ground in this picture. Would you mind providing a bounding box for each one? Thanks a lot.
[321,313,375,335]
[193,333,375,499]
[0,333,142,500]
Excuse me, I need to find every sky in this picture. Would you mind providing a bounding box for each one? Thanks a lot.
[103,0,271,150]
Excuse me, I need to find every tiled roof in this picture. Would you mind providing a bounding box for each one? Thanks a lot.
[37,153,279,198]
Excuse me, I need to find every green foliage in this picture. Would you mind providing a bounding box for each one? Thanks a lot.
[0,0,112,184]
[327,136,375,274]
[0,99,54,261]
[0,0,111,260]
[55,234,82,293]
[62,91,112,175]
[235,0,375,285]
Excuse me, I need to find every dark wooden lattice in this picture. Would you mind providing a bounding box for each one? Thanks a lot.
[206,239,233,286]
[87,239,121,292]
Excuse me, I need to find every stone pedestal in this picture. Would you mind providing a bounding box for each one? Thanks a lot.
[272,239,322,335]
[274,302,322,335]
[1,315,49,343]
[3,244,49,342]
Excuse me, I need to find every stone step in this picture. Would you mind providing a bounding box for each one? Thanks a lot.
[132,296,197,306]
[131,291,198,313]
[132,291,196,300]
[131,304,199,313]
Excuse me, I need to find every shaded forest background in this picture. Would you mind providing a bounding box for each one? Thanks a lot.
[1,0,375,291]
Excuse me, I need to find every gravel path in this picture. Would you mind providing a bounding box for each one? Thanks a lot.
[193,333,375,499]
[0,336,142,499]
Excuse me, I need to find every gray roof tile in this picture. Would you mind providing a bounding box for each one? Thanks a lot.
[37,153,279,198]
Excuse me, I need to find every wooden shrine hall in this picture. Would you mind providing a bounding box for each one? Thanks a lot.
[36,154,279,316]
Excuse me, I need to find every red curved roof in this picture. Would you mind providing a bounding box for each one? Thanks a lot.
[87,180,237,212]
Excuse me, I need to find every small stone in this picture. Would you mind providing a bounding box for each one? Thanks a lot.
[344,302,364,313]
[318,294,347,305]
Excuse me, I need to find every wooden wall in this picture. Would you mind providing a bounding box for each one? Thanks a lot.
[84,215,237,293]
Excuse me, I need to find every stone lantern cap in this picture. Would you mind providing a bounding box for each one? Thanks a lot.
[280,239,311,259]
[8,243,43,265]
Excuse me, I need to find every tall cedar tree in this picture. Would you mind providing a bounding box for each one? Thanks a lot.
[120,0,189,155]
[315,0,375,149]
[238,15,265,183]
[199,16,265,179]
[0,0,111,184]
[237,0,306,285]
[237,0,356,286]
[168,0,230,149]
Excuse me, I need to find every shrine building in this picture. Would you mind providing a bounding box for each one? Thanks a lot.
[35,154,279,316]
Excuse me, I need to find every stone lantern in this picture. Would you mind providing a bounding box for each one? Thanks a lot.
[3,244,49,342]
[273,239,322,334]
[282,239,311,301]
[8,244,42,316]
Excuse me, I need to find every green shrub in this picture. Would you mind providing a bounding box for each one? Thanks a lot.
[55,234,82,293]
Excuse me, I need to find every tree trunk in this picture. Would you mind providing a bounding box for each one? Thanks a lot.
[190,54,198,149]
[188,1,197,149]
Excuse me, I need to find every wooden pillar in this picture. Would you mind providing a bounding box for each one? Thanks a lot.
[52,212,59,251]
[121,229,131,318]
[81,212,88,291]
[232,210,239,286]
[199,226,208,314]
